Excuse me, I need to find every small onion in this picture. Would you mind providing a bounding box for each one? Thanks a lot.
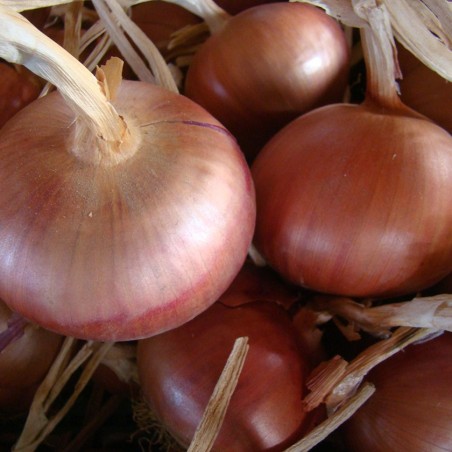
[137,299,323,451]
[342,332,452,452]
[0,300,63,414]
[251,3,452,297]
[184,2,350,159]
[0,10,255,341]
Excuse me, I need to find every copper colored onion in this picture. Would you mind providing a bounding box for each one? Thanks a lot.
[0,79,255,341]
[342,332,452,452]
[251,3,452,298]
[137,300,323,451]
[184,2,350,159]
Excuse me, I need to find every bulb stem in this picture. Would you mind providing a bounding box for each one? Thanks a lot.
[0,5,127,161]
[352,0,403,109]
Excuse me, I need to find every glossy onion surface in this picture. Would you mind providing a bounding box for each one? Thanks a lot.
[251,102,452,297]
[185,2,350,158]
[0,81,256,341]
[343,332,452,452]
[137,300,319,451]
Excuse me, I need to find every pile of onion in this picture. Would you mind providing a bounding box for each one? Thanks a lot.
[251,1,452,298]
[137,262,325,451]
[181,0,350,159]
[0,6,255,341]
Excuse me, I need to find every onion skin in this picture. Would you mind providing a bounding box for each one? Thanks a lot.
[342,332,452,452]
[214,0,284,15]
[0,301,63,414]
[137,300,323,451]
[184,2,350,160]
[0,80,255,341]
[251,100,452,298]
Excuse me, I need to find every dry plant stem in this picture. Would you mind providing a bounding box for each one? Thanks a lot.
[382,0,452,80]
[0,0,77,10]
[312,294,452,335]
[0,5,126,162]
[93,0,177,91]
[187,337,249,452]
[63,1,82,58]
[284,383,376,452]
[303,327,439,415]
[13,340,114,452]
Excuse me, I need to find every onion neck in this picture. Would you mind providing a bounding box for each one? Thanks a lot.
[0,6,134,166]
[352,0,405,111]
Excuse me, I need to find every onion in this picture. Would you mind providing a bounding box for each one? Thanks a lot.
[342,332,452,451]
[0,8,255,341]
[0,300,63,414]
[137,299,323,451]
[184,2,350,160]
[251,1,452,297]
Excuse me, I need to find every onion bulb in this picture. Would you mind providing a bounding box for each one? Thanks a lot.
[0,9,255,341]
[184,2,350,159]
[342,332,452,451]
[137,299,323,451]
[0,300,63,414]
[251,2,452,297]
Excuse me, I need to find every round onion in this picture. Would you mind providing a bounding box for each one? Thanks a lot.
[0,11,256,341]
[342,332,452,451]
[0,300,63,414]
[214,0,284,15]
[137,299,323,451]
[184,2,350,159]
[251,4,452,298]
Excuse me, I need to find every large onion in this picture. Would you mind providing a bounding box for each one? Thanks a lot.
[0,8,255,341]
[137,299,323,451]
[251,1,452,297]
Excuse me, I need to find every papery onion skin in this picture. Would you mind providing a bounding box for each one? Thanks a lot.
[251,101,452,298]
[137,300,323,451]
[184,2,350,160]
[0,81,256,341]
[0,301,63,414]
[342,332,452,452]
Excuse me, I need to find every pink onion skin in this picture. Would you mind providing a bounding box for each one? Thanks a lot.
[0,81,256,341]
[342,332,452,452]
[0,301,63,414]
[251,101,452,298]
[184,2,350,160]
[137,300,323,451]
